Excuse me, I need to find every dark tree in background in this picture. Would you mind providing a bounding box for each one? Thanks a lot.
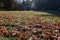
[0,0,11,10]
[35,0,60,10]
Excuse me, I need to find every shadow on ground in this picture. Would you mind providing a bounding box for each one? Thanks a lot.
[34,10,60,17]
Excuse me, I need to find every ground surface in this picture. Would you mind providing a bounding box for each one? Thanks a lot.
[0,11,60,40]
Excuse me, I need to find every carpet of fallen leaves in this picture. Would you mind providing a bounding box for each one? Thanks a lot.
[0,11,60,40]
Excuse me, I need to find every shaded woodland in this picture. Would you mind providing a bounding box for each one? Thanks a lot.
[0,0,60,10]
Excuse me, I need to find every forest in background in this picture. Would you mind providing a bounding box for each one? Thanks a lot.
[0,0,60,11]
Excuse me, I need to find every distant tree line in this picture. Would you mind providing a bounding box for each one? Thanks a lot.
[0,0,60,10]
